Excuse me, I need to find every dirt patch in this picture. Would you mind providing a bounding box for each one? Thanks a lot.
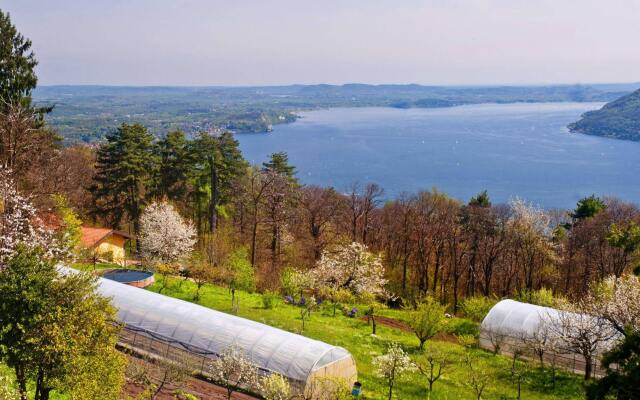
[359,315,412,332]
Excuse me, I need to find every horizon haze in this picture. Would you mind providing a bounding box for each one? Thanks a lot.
[3,0,640,86]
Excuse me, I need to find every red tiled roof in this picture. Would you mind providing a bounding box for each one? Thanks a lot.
[80,227,132,248]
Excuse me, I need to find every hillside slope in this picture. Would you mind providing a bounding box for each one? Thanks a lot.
[569,89,640,141]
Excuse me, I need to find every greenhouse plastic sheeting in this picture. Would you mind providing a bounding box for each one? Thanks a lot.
[480,299,560,336]
[60,267,352,383]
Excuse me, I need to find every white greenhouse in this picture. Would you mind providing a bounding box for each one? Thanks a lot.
[480,299,618,377]
[65,268,357,395]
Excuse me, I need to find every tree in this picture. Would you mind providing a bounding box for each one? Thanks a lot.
[312,242,387,297]
[0,10,38,107]
[189,131,246,233]
[126,356,190,400]
[208,346,261,400]
[570,195,605,222]
[507,198,556,296]
[408,297,446,350]
[138,201,197,290]
[155,130,191,204]
[415,346,447,392]
[51,194,82,259]
[0,102,59,180]
[0,246,126,400]
[522,319,553,369]
[373,342,417,400]
[584,273,640,336]
[586,328,640,400]
[262,151,297,181]
[550,301,617,380]
[298,186,342,261]
[0,170,63,265]
[188,251,218,301]
[465,354,491,400]
[89,123,157,245]
[299,295,318,331]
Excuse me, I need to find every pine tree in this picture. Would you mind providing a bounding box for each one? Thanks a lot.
[155,130,191,204]
[262,151,297,182]
[189,132,246,233]
[0,9,38,108]
[89,123,157,246]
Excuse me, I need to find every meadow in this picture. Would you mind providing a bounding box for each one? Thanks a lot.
[145,274,585,400]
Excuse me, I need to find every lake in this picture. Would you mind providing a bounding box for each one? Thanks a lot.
[236,103,640,209]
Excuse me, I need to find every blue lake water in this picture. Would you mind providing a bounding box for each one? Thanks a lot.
[236,103,640,208]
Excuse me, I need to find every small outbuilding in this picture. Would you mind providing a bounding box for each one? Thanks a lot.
[80,227,132,264]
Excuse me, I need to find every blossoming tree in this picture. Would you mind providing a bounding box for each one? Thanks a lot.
[138,201,197,290]
[373,342,417,400]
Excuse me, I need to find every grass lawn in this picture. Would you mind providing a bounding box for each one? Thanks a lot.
[145,275,586,400]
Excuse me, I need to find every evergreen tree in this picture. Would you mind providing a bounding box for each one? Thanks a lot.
[89,123,157,245]
[468,190,491,207]
[155,130,191,203]
[587,328,640,400]
[262,151,297,181]
[0,9,38,108]
[189,131,246,233]
[570,195,605,221]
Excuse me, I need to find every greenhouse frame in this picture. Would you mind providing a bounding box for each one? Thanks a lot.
[479,299,618,377]
[63,267,357,395]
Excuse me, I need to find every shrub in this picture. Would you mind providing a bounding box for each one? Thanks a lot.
[225,247,256,293]
[460,296,497,322]
[262,291,277,309]
[446,318,480,337]
[515,288,566,308]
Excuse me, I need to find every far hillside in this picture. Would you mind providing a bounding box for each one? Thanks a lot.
[569,88,640,141]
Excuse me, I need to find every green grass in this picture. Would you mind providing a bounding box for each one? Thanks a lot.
[147,275,586,400]
[0,364,69,400]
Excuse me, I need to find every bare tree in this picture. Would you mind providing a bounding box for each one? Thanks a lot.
[549,303,617,380]
[464,354,490,400]
[415,347,447,392]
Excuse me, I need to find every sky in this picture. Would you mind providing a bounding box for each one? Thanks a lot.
[3,0,640,86]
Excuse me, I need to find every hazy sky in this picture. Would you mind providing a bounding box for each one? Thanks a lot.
[3,0,640,86]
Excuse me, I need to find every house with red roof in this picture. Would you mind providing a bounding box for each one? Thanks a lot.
[81,227,132,264]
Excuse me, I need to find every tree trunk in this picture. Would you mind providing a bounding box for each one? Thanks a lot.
[251,218,258,268]
[208,156,218,233]
[584,355,592,380]
[15,365,27,400]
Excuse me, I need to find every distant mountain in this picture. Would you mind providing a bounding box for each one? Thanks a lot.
[569,89,640,141]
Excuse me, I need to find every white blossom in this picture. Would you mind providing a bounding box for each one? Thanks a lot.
[584,273,640,335]
[312,242,387,296]
[373,342,417,399]
[138,201,197,266]
[0,169,64,265]
[208,346,262,399]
